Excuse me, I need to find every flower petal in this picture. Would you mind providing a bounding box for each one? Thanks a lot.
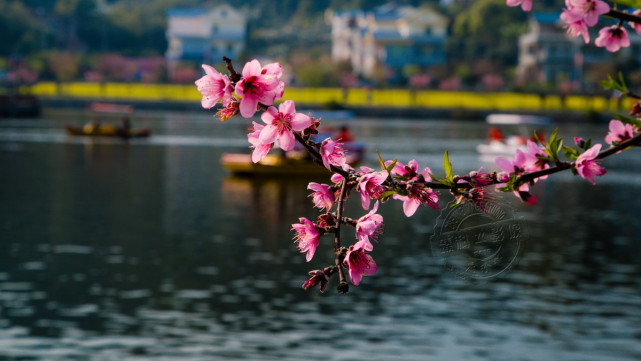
[239,95,259,118]
[290,113,312,131]
[261,106,279,125]
[278,130,295,151]
[402,198,420,217]
[279,100,296,116]
[259,124,279,145]
[242,59,261,78]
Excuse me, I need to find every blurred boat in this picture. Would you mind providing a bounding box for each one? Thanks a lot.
[88,102,134,114]
[299,109,355,121]
[0,94,40,118]
[222,142,364,177]
[484,113,553,126]
[477,113,552,158]
[64,123,151,138]
[222,153,332,177]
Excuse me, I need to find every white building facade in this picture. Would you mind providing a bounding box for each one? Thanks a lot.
[166,5,246,69]
[329,3,448,79]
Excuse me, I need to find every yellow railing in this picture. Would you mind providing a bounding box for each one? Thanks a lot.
[29,82,629,112]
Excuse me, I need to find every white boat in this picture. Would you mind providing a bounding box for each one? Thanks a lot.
[477,113,553,159]
[485,113,552,126]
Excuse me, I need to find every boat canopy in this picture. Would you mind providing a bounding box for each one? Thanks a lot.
[486,114,553,126]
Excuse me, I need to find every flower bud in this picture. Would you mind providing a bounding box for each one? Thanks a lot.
[302,270,329,292]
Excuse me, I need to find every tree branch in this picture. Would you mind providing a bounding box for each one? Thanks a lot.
[222,56,241,83]
[293,132,352,179]
[334,179,349,293]
[606,10,641,24]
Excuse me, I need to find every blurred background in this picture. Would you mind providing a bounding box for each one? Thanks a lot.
[2,1,641,360]
[2,0,641,105]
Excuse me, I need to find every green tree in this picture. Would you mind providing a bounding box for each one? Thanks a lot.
[449,0,527,67]
[0,0,43,55]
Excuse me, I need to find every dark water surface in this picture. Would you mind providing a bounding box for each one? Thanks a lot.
[1,110,641,360]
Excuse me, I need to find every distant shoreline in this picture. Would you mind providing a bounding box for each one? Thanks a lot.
[38,96,612,123]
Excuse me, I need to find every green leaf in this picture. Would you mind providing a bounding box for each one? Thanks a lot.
[562,145,580,160]
[443,150,453,181]
[496,185,513,192]
[376,150,386,171]
[619,71,629,92]
[599,72,629,93]
[385,158,398,174]
[377,190,398,199]
[612,113,641,128]
[544,129,562,161]
[450,196,464,207]
[583,138,592,150]
[429,173,454,187]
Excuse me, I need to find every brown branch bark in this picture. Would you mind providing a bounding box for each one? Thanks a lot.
[334,179,349,293]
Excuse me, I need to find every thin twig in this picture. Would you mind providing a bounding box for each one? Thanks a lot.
[294,133,351,178]
[606,10,641,24]
[334,179,349,293]
[222,56,241,83]
[519,132,641,183]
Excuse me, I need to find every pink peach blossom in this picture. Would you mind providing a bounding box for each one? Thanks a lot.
[292,217,320,262]
[302,269,329,292]
[387,159,433,182]
[496,149,530,175]
[605,119,636,145]
[357,169,389,210]
[247,122,272,163]
[389,159,419,178]
[575,144,606,184]
[506,0,532,12]
[344,245,377,286]
[392,183,440,217]
[565,0,610,27]
[630,10,641,34]
[195,64,232,109]
[467,168,494,186]
[595,26,630,52]
[320,138,347,170]
[235,59,283,118]
[259,100,312,152]
[331,173,345,183]
[216,101,240,122]
[355,202,384,251]
[561,10,590,43]
[307,182,334,210]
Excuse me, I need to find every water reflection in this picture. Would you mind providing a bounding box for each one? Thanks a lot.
[0,114,640,360]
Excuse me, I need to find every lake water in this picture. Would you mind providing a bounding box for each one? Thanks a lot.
[1,109,641,360]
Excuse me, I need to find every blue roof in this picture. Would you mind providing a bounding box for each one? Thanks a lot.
[167,8,208,17]
[532,12,561,24]
[373,2,402,20]
[334,9,363,17]
[373,29,404,40]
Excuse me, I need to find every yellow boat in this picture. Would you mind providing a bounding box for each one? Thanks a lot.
[64,123,151,138]
[221,153,334,177]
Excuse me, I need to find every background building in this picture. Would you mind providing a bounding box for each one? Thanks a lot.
[517,12,641,90]
[166,4,247,77]
[329,3,448,81]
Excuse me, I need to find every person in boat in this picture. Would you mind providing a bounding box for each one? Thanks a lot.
[83,118,101,134]
[335,125,354,143]
[117,116,131,136]
[488,126,505,143]
[530,129,546,144]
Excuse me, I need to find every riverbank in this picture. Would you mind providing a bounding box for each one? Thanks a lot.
[38,96,611,124]
[28,81,624,123]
